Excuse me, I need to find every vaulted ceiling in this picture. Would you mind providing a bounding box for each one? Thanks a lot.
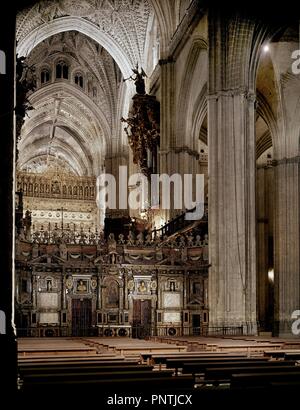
[18,30,124,175]
[16,0,159,176]
[17,0,153,77]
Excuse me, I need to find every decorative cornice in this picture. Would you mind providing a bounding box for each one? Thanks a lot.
[159,147,199,159]
[173,146,199,159]
[208,88,256,100]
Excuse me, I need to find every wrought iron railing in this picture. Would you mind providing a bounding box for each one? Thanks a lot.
[151,204,208,240]
[207,326,244,336]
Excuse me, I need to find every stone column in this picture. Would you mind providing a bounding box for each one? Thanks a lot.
[267,41,300,336]
[159,57,177,220]
[274,158,300,336]
[208,89,257,334]
[207,11,259,334]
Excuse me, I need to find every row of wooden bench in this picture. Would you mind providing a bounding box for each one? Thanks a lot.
[19,359,194,394]
[159,354,300,390]
[18,348,300,397]
[150,335,300,354]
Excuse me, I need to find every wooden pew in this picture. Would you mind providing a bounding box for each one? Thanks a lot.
[20,375,195,394]
[150,352,248,365]
[264,349,300,359]
[18,346,97,357]
[231,371,300,389]
[205,343,282,353]
[19,359,139,366]
[166,356,269,375]
[284,351,300,360]
[18,354,124,362]
[263,350,286,358]
[22,369,175,385]
[20,364,154,376]
[181,360,279,376]
[204,363,298,381]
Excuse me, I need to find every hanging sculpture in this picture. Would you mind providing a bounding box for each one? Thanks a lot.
[121,65,160,177]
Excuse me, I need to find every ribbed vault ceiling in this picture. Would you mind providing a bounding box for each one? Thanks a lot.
[17,0,157,176]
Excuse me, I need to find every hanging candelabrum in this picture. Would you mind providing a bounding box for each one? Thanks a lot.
[121,67,160,177]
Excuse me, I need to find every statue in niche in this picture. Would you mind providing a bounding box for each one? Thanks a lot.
[169,281,176,291]
[51,180,60,194]
[123,64,147,95]
[47,279,52,292]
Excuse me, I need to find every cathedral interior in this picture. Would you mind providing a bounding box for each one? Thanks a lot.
[1,0,300,405]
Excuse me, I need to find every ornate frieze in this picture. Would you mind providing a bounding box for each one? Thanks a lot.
[17,170,96,201]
